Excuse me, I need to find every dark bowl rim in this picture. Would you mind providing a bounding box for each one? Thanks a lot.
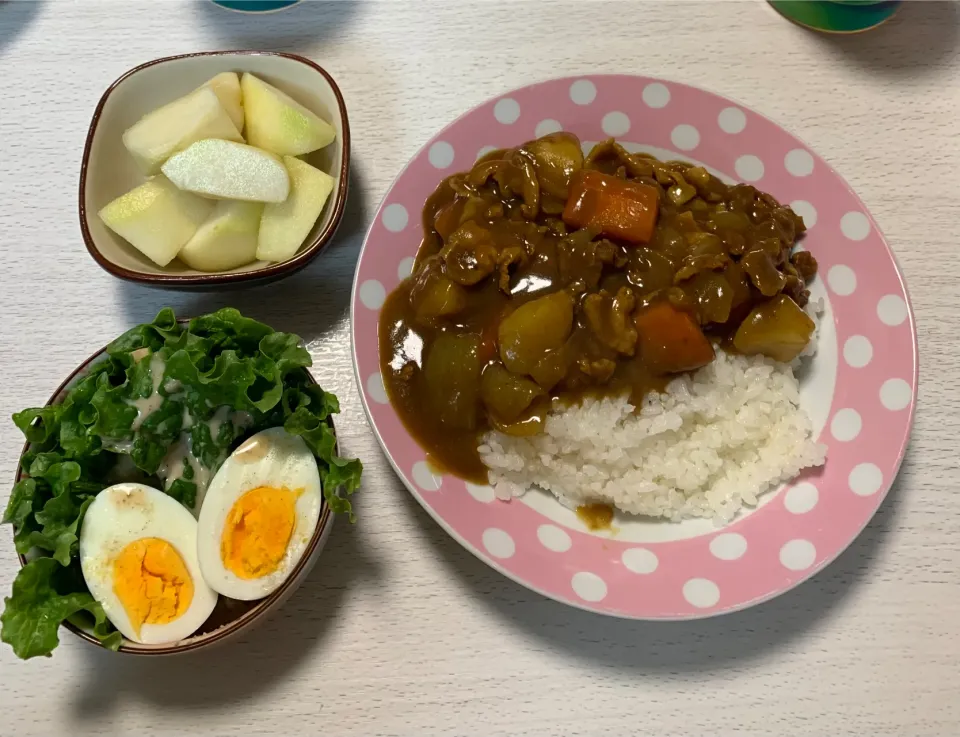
[13,323,335,655]
[78,50,351,287]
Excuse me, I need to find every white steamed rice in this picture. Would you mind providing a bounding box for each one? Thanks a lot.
[479,311,826,523]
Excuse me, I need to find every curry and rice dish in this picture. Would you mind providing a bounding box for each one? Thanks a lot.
[380,132,826,523]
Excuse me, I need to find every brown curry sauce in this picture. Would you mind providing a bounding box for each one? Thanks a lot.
[379,133,817,485]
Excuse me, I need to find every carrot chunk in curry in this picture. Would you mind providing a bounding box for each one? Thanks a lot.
[562,170,660,245]
[634,301,715,375]
[378,132,819,481]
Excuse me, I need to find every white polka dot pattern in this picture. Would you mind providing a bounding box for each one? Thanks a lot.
[381,203,409,232]
[831,409,862,442]
[734,155,764,182]
[535,119,562,138]
[601,111,630,136]
[789,200,817,228]
[780,540,816,571]
[397,256,414,280]
[428,141,454,169]
[843,335,873,368]
[494,98,521,124]
[537,525,572,552]
[465,483,495,503]
[841,211,871,241]
[683,578,720,608]
[849,463,883,496]
[717,106,746,133]
[572,572,607,602]
[827,265,857,296]
[621,548,658,574]
[784,482,819,514]
[358,280,386,309]
[880,378,912,410]
[670,124,700,151]
[878,294,908,326]
[709,534,747,561]
[411,461,441,492]
[569,79,597,105]
[785,149,814,177]
[366,372,388,404]
[642,83,670,108]
[482,528,515,559]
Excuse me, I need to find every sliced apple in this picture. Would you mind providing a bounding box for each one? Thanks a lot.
[257,157,334,262]
[161,139,290,203]
[241,73,336,156]
[198,72,244,133]
[122,87,243,175]
[178,200,263,272]
[98,175,213,267]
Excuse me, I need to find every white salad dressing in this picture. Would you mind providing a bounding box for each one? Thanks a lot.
[188,456,213,510]
[156,433,214,514]
[119,354,250,514]
[128,353,166,430]
[156,407,242,513]
[206,405,232,443]
[158,436,188,488]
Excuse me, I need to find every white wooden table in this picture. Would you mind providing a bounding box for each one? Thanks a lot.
[1,1,957,735]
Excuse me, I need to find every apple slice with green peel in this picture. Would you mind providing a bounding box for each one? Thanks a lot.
[161,139,290,203]
[98,175,213,267]
[178,200,263,271]
[257,156,335,262]
[241,73,336,156]
[122,87,243,175]
[198,72,244,133]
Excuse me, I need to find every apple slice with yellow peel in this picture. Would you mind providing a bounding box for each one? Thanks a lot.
[241,73,336,156]
[257,156,335,262]
[98,175,213,267]
[122,87,243,175]
[178,200,263,272]
[161,139,290,203]
[198,72,244,133]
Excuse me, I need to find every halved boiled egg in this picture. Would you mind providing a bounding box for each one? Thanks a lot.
[196,427,322,601]
[79,483,218,645]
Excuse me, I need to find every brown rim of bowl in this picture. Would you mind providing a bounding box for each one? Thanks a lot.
[78,50,351,287]
[13,325,335,655]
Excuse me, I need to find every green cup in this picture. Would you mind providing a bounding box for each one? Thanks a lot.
[769,0,902,33]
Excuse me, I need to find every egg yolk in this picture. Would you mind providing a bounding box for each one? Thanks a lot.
[112,538,194,638]
[220,486,298,580]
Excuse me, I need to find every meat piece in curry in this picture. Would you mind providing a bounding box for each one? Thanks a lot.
[379,132,818,482]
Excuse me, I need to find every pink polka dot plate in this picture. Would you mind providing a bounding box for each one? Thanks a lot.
[350,76,918,619]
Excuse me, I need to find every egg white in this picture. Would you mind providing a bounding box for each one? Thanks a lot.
[79,483,218,645]
[196,427,322,601]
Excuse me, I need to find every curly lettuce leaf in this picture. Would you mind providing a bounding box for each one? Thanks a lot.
[1,558,120,659]
[165,478,197,509]
[4,479,37,528]
[284,404,362,520]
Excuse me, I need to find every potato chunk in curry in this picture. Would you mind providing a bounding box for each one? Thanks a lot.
[498,291,574,377]
[733,294,815,363]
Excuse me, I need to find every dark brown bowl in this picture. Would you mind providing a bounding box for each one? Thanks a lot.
[79,51,350,290]
[13,336,336,655]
